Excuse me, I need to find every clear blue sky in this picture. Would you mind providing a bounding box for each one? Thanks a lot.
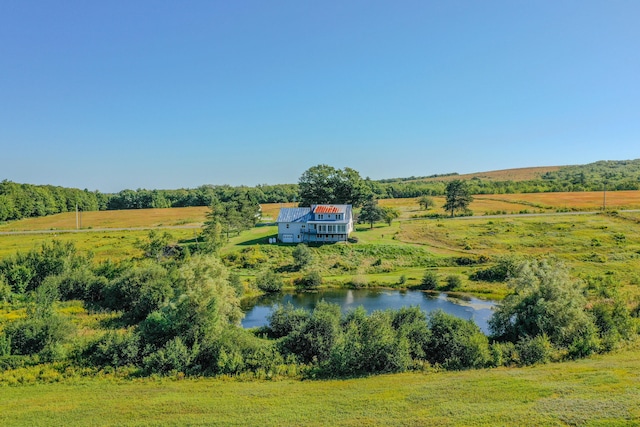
[1,1,639,192]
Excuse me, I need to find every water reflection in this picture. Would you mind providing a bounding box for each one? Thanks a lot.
[241,289,496,335]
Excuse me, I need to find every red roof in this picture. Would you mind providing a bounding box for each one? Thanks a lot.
[314,205,340,214]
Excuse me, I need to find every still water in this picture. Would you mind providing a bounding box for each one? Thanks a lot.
[241,289,496,335]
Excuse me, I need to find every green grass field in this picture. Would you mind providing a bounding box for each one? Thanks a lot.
[1,344,638,426]
[2,193,640,425]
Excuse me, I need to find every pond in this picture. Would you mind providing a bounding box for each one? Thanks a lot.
[241,289,497,335]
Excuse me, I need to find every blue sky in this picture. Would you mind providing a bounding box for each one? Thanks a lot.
[1,1,639,192]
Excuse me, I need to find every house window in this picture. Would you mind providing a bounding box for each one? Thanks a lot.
[318,214,323,220]
[286,224,289,228]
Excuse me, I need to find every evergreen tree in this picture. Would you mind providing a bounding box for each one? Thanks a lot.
[443,180,473,217]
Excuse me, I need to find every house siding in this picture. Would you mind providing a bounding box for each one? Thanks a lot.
[277,204,353,243]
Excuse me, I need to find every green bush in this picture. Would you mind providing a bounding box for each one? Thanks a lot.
[419,271,438,290]
[325,308,411,377]
[268,303,310,338]
[443,275,462,291]
[294,271,322,291]
[103,261,174,322]
[143,337,195,374]
[426,310,490,370]
[256,270,283,293]
[590,295,634,352]
[84,330,140,368]
[490,260,599,353]
[292,244,313,270]
[280,301,341,364]
[490,341,518,367]
[0,333,11,357]
[469,256,521,282]
[516,335,553,366]
[228,272,244,297]
[4,314,74,358]
[0,275,12,302]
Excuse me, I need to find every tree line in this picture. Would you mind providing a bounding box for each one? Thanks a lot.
[3,159,639,222]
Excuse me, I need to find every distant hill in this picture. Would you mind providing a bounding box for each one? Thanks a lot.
[414,166,564,183]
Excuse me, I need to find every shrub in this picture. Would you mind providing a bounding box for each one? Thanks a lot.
[268,303,310,338]
[391,306,431,360]
[443,275,462,291]
[143,337,195,374]
[0,275,11,303]
[490,341,518,367]
[103,262,174,322]
[589,293,634,352]
[469,255,521,282]
[294,271,322,291]
[349,274,368,289]
[84,330,140,368]
[228,272,244,297]
[426,310,490,370]
[256,270,283,293]
[196,328,285,376]
[326,309,411,376]
[516,335,553,366]
[280,301,341,364]
[292,244,313,270]
[0,333,11,357]
[4,314,74,358]
[489,260,599,352]
[419,271,438,290]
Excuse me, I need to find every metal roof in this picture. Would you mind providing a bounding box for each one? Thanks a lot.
[313,205,340,214]
[276,207,312,223]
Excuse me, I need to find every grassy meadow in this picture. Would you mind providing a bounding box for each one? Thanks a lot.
[1,191,640,298]
[1,343,638,426]
[2,191,640,426]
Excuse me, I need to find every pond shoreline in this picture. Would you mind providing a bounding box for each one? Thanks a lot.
[241,288,497,335]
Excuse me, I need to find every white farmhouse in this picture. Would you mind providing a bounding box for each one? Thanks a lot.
[276,204,353,243]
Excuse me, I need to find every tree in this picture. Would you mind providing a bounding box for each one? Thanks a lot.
[202,194,260,245]
[298,165,370,207]
[489,260,600,356]
[418,195,435,210]
[292,244,313,270]
[358,197,384,229]
[382,207,400,226]
[443,180,473,217]
[135,230,174,260]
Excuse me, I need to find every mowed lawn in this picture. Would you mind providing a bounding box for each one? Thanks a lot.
[0,347,638,426]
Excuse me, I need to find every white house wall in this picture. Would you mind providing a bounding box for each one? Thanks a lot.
[278,222,306,243]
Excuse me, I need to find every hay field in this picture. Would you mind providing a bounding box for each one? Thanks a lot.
[0,207,209,232]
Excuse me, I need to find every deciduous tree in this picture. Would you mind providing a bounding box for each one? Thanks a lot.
[358,197,384,229]
[298,165,370,207]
